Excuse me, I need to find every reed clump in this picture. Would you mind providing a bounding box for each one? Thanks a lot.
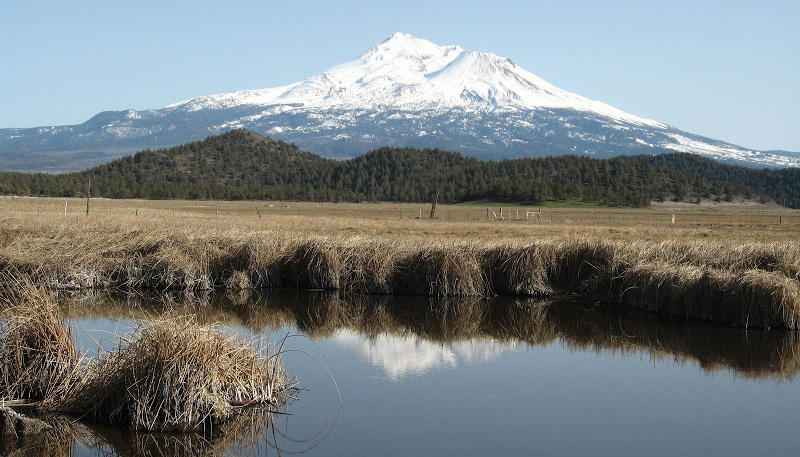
[393,243,485,296]
[0,287,82,408]
[2,217,800,328]
[72,318,290,432]
[280,239,344,290]
[483,244,555,297]
[0,287,292,433]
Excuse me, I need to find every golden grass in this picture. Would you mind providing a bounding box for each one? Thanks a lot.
[0,200,799,328]
[0,287,292,433]
[3,195,800,241]
[71,317,290,432]
[0,285,82,408]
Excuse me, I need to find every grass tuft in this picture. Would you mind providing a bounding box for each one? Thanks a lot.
[0,285,292,432]
[72,317,289,431]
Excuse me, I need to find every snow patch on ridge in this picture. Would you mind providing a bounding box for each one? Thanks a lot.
[663,133,798,167]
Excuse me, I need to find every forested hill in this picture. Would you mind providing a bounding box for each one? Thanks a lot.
[0,129,796,208]
[630,154,800,208]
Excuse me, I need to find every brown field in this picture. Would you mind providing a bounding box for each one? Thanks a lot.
[1,196,799,328]
[2,195,800,241]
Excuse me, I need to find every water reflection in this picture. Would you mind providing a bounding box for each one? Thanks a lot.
[333,330,517,379]
[58,290,800,380]
[2,290,799,457]
[0,411,277,457]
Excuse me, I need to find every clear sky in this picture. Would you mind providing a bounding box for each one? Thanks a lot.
[1,0,798,151]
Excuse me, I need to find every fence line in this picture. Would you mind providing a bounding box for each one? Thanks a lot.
[5,198,800,228]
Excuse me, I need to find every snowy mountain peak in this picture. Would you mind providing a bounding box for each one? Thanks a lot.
[164,33,664,127]
[4,33,798,170]
[365,32,463,62]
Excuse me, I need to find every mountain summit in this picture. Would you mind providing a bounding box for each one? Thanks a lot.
[166,32,660,126]
[1,33,798,171]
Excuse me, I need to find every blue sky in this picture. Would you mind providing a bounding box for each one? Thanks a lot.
[1,0,798,151]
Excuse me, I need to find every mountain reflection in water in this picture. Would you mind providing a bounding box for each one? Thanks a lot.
[333,330,517,379]
[2,290,799,457]
[59,290,800,380]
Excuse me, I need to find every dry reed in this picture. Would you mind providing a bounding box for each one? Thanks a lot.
[71,317,290,432]
[0,285,82,408]
[1,216,800,328]
[0,286,292,433]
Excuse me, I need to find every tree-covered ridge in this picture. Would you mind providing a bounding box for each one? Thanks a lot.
[632,153,800,208]
[0,129,792,207]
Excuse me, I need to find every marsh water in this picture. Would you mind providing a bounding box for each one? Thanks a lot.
[5,291,800,456]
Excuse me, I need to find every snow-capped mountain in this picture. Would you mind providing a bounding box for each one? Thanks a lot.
[1,32,797,171]
[166,32,661,126]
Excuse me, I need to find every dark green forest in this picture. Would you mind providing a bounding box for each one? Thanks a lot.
[0,129,795,208]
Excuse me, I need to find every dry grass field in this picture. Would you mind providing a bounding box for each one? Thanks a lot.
[1,196,799,328]
[2,195,800,242]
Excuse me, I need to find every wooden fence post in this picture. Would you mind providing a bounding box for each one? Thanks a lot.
[85,178,91,218]
[429,189,438,219]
